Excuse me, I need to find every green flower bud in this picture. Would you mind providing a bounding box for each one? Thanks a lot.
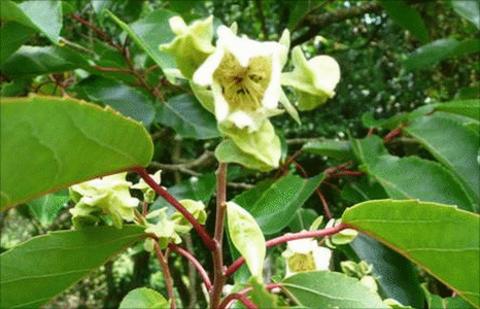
[160,16,215,79]
[325,218,358,247]
[145,208,181,249]
[69,173,139,229]
[282,46,340,111]
[171,199,207,234]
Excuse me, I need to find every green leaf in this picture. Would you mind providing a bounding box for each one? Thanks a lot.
[352,136,475,211]
[281,271,386,308]
[0,96,153,209]
[233,174,325,235]
[351,235,424,308]
[303,139,353,160]
[156,94,219,139]
[341,178,387,205]
[249,277,278,308]
[380,0,429,43]
[76,76,156,126]
[106,9,176,72]
[119,287,168,309]
[342,199,480,308]
[404,114,480,205]
[288,208,319,232]
[226,201,266,279]
[287,0,322,30]
[0,0,62,44]
[27,191,69,227]
[0,225,145,308]
[450,0,480,29]
[403,38,480,71]
[151,173,216,210]
[433,99,480,121]
[1,46,89,77]
[0,22,35,65]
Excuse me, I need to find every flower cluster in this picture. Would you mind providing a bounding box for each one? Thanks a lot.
[160,16,341,170]
[69,172,206,244]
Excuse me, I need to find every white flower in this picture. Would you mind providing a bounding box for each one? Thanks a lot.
[193,26,287,131]
[282,235,332,276]
[69,173,139,228]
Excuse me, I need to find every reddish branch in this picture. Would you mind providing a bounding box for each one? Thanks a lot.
[168,244,212,290]
[134,167,216,250]
[316,189,332,219]
[153,241,176,309]
[210,163,228,309]
[218,283,283,309]
[225,224,346,276]
[384,125,404,143]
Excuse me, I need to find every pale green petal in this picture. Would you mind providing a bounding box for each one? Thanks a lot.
[160,16,215,79]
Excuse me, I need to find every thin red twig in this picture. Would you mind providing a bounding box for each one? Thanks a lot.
[384,125,404,143]
[225,224,347,276]
[153,241,176,309]
[168,244,212,291]
[219,283,282,309]
[316,189,332,219]
[134,167,216,250]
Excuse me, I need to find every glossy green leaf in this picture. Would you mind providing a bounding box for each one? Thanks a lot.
[106,9,177,72]
[303,139,353,160]
[249,277,278,308]
[27,191,69,227]
[151,173,216,210]
[281,271,386,308]
[0,96,153,209]
[156,94,219,139]
[341,178,387,205]
[227,201,265,279]
[404,38,480,71]
[234,174,325,235]
[0,22,35,65]
[1,46,89,77]
[433,99,480,121]
[351,235,424,308]
[0,0,62,44]
[451,0,480,29]
[342,199,480,307]
[76,76,155,126]
[405,114,480,205]
[119,287,168,309]
[380,0,429,43]
[0,225,145,308]
[352,136,475,211]
[288,208,319,232]
[423,284,475,309]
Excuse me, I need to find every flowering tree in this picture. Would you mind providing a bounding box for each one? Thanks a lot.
[1,1,479,309]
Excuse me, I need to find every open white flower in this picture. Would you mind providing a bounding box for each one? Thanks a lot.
[282,235,332,276]
[193,26,287,131]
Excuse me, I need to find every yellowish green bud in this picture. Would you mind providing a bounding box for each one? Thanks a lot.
[282,46,340,111]
[132,170,161,203]
[171,199,207,234]
[160,15,215,79]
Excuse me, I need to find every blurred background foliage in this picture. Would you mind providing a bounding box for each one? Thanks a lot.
[0,0,478,308]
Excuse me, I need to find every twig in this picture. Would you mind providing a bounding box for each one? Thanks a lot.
[316,189,332,220]
[168,243,212,291]
[153,241,176,309]
[384,125,404,143]
[134,167,216,250]
[210,163,228,309]
[219,283,282,309]
[150,151,214,176]
[225,224,346,276]
[219,293,257,309]
[227,182,254,190]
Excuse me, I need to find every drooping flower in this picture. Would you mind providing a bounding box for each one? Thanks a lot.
[171,199,207,233]
[144,208,181,249]
[131,170,162,203]
[69,173,139,228]
[160,15,215,79]
[282,235,332,276]
[282,46,340,111]
[193,25,288,132]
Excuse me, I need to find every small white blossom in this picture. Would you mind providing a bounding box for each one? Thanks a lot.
[282,235,332,276]
[193,26,287,131]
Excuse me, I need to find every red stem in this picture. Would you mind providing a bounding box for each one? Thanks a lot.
[225,224,347,276]
[219,293,257,309]
[316,189,332,219]
[384,125,403,143]
[153,241,176,309]
[168,244,212,291]
[134,167,216,250]
[219,283,282,309]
